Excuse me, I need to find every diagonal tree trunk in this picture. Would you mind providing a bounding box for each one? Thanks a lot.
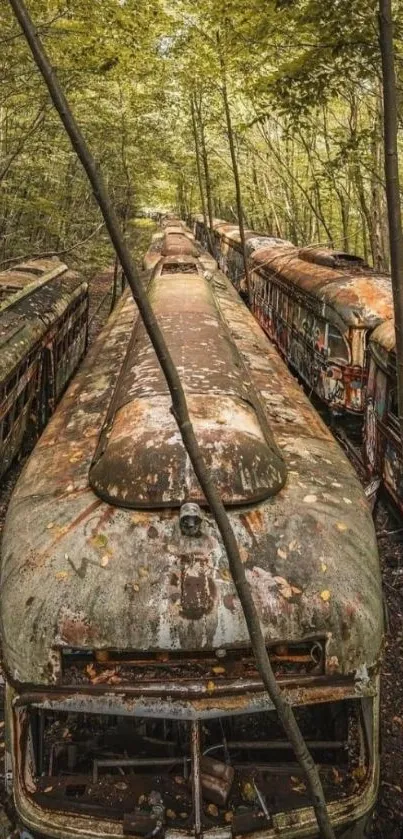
[8,2,335,835]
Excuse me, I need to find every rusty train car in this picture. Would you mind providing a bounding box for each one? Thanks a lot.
[364,320,403,513]
[194,217,393,419]
[0,225,383,838]
[0,258,88,479]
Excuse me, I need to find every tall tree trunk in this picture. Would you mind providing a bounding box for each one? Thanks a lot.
[194,93,214,237]
[217,33,251,301]
[190,94,211,250]
[10,2,335,836]
[379,0,403,442]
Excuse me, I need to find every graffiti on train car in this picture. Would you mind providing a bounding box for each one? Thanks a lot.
[250,274,366,415]
[364,320,403,513]
[0,259,88,478]
[194,216,393,420]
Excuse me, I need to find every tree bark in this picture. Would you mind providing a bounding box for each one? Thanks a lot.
[9,2,335,836]
[194,92,215,239]
[190,94,211,251]
[217,33,252,302]
[379,0,403,444]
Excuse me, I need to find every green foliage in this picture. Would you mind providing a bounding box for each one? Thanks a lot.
[0,0,399,272]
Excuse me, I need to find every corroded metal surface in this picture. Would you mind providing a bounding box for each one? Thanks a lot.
[194,217,393,415]
[202,217,393,328]
[1,231,383,839]
[369,319,396,356]
[0,260,87,381]
[161,234,200,258]
[364,318,402,513]
[250,248,393,329]
[0,260,67,314]
[1,245,382,690]
[298,247,365,269]
[0,258,88,479]
[90,270,286,508]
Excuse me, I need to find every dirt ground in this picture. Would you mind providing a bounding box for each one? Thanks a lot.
[371,501,403,838]
[0,236,402,836]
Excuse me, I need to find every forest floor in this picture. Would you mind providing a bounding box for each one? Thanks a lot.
[0,224,402,836]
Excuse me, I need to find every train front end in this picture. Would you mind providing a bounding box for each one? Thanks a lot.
[1,228,383,839]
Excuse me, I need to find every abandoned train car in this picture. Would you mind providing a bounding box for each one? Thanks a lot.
[194,217,393,419]
[0,258,88,478]
[0,226,383,839]
[364,319,403,514]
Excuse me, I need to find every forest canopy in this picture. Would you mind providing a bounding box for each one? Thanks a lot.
[0,0,399,271]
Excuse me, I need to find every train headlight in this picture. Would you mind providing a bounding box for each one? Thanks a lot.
[179,502,203,537]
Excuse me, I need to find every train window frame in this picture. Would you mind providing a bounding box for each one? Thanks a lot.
[287,297,294,327]
[387,385,400,432]
[279,290,288,321]
[327,324,350,364]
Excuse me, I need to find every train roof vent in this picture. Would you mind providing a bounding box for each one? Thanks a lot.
[89,275,287,509]
[161,262,198,274]
[298,247,365,269]
[161,234,199,258]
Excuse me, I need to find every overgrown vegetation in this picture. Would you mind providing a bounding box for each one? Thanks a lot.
[0,1,399,271]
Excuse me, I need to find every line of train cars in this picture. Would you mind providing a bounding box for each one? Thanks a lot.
[0,218,383,838]
[0,258,88,479]
[193,216,402,514]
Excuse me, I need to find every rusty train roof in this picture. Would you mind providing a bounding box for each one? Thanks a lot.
[368,320,396,374]
[369,319,395,354]
[144,229,216,275]
[0,259,87,383]
[200,217,393,331]
[0,236,382,694]
[89,269,286,509]
[251,247,393,329]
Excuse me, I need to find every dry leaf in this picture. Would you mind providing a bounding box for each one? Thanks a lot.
[206,804,219,817]
[277,547,287,559]
[100,555,109,567]
[92,534,108,549]
[336,522,348,531]
[303,494,317,503]
[56,571,68,581]
[321,562,327,572]
[212,666,226,675]
[207,680,216,693]
[320,590,331,602]
[292,781,307,793]
[274,576,288,587]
